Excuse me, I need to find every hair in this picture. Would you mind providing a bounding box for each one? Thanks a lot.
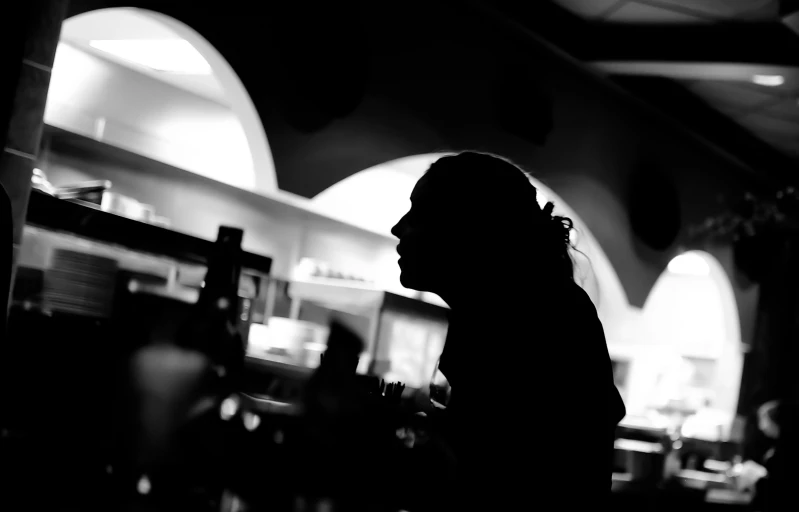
[426,151,576,282]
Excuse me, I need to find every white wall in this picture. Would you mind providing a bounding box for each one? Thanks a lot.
[46,42,257,190]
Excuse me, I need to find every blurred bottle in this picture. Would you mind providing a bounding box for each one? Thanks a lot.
[662,424,684,481]
[129,227,246,500]
[176,226,246,391]
[728,458,768,493]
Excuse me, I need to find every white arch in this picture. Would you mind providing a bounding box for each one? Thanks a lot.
[641,251,740,359]
[311,153,629,318]
[51,8,276,193]
[635,250,742,433]
[144,10,277,193]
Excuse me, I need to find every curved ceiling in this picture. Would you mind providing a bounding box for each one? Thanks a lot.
[60,8,227,104]
[58,7,278,193]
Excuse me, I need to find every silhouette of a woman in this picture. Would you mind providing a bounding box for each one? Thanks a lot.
[392,152,626,508]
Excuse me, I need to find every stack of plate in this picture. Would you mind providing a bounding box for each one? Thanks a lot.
[42,249,119,318]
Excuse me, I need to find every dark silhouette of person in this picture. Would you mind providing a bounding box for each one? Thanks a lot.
[740,393,799,511]
[391,152,626,509]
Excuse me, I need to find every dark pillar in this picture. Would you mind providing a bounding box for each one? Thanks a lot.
[0,0,68,307]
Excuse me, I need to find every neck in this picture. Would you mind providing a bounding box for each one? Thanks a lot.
[438,272,571,314]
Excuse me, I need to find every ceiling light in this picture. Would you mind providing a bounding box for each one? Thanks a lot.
[89,39,211,75]
[752,74,784,87]
[667,253,710,277]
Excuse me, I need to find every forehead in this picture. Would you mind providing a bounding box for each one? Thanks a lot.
[409,172,454,214]
[411,166,466,202]
[410,172,430,202]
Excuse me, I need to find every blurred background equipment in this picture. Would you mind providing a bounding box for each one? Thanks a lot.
[42,248,118,318]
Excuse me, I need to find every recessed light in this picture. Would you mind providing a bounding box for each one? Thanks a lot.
[89,39,211,75]
[752,74,784,87]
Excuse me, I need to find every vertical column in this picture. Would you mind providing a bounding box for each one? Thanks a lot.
[0,0,68,300]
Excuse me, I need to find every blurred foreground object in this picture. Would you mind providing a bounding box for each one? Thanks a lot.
[731,460,767,492]
[175,226,246,383]
[130,226,245,506]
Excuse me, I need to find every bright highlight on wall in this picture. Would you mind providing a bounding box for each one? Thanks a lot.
[668,252,711,277]
[46,43,255,190]
[311,154,446,235]
[632,251,742,427]
[644,252,732,358]
[751,74,784,87]
[89,39,212,75]
[53,8,278,193]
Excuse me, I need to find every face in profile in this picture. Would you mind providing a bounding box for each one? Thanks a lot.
[392,152,544,294]
[391,170,456,293]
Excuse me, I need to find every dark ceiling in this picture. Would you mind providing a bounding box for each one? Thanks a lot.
[481,0,799,184]
[63,0,799,194]
[65,0,562,197]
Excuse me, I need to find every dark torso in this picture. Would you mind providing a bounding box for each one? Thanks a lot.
[437,283,625,506]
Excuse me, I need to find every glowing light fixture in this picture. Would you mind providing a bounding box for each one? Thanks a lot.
[89,39,212,75]
[752,74,784,87]
[220,396,239,420]
[137,475,151,495]
[243,412,261,432]
[667,252,710,277]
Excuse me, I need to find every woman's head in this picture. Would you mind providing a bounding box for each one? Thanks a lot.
[391,152,575,297]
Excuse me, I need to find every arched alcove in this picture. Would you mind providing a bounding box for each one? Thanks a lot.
[145,9,277,193]
[631,251,743,437]
[311,153,629,318]
[46,7,276,192]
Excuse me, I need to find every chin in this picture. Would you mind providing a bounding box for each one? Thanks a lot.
[399,270,427,292]
[398,272,417,290]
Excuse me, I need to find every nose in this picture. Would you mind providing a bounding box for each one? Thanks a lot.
[391,213,407,239]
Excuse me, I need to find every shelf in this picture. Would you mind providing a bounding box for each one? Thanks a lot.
[25,190,273,275]
[288,278,450,319]
[40,125,395,243]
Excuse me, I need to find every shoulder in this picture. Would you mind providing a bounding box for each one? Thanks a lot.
[549,283,603,332]
[568,282,600,315]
